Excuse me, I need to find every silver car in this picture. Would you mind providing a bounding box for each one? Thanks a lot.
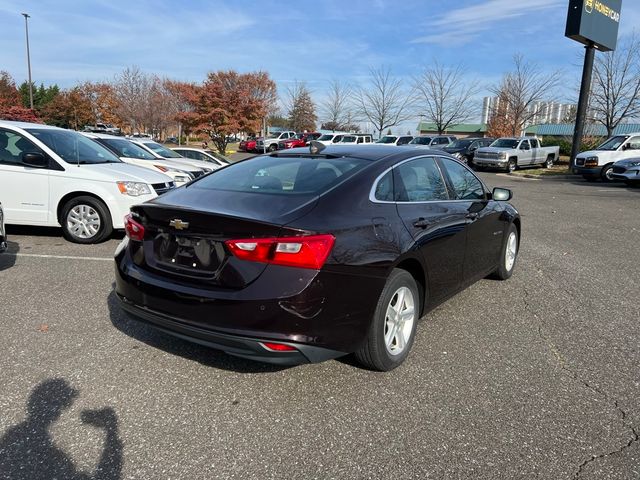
[611,158,640,186]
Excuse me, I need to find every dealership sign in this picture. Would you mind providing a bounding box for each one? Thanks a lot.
[565,0,622,51]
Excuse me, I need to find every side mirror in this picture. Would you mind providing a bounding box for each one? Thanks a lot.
[492,187,513,201]
[22,152,48,168]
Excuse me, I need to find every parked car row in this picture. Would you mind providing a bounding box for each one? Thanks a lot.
[0,121,233,244]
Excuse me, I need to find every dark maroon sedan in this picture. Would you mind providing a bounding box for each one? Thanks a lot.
[115,145,520,371]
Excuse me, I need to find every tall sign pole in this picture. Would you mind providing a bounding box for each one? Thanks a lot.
[569,44,596,168]
[565,0,622,168]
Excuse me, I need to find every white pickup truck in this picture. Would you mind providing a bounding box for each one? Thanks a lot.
[474,137,560,172]
[573,133,640,182]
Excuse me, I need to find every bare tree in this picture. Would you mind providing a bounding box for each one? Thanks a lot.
[354,66,413,138]
[112,66,151,133]
[590,35,640,137]
[414,61,480,134]
[490,55,562,136]
[285,81,317,132]
[320,79,352,131]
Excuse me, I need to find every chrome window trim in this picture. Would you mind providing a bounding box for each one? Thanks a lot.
[369,155,489,204]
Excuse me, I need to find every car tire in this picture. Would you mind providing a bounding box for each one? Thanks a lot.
[601,164,614,182]
[492,224,518,281]
[355,269,420,372]
[544,156,554,168]
[507,158,517,173]
[60,196,113,244]
[268,144,277,152]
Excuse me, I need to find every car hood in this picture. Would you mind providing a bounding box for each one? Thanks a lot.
[71,162,173,183]
[158,157,217,171]
[120,157,194,172]
[443,146,465,153]
[613,157,640,166]
[575,150,618,161]
[477,147,512,153]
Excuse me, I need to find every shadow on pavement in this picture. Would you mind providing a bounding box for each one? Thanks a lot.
[106,289,288,374]
[6,225,125,242]
[0,378,122,480]
[0,240,19,272]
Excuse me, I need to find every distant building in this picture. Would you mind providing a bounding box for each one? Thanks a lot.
[525,123,640,139]
[481,97,576,126]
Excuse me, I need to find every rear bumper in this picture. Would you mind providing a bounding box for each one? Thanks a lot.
[117,294,342,365]
[114,246,384,364]
[611,170,640,181]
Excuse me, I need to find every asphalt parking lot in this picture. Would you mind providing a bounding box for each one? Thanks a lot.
[0,173,638,479]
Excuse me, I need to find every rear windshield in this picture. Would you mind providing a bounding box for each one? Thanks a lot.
[27,129,121,164]
[100,138,156,160]
[193,155,368,195]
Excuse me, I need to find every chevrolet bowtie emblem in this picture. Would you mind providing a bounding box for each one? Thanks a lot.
[169,219,189,230]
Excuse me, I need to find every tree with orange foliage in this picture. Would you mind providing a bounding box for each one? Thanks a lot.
[0,71,41,122]
[191,70,277,154]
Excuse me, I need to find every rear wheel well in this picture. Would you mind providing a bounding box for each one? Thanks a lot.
[57,192,109,225]
[395,259,426,315]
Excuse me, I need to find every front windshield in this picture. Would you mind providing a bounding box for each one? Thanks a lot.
[143,141,183,158]
[597,136,628,151]
[268,133,281,139]
[27,129,121,164]
[409,137,432,145]
[376,136,397,144]
[101,138,156,160]
[491,139,519,149]
[449,140,474,149]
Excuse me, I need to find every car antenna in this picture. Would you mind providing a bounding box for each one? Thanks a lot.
[309,140,326,155]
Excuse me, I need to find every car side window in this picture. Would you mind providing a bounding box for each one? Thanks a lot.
[626,136,640,149]
[374,171,394,202]
[439,157,485,200]
[530,138,540,148]
[520,140,530,150]
[393,157,449,202]
[0,129,45,166]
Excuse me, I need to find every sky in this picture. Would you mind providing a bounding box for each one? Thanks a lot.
[1,0,638,133]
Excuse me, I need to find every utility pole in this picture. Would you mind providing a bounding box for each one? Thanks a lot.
[21,13,34,110]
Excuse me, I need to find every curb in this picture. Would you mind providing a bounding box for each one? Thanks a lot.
[496,173,577,181]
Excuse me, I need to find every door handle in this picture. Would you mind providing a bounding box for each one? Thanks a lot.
[413,218,429,229]
[466,212,479,221]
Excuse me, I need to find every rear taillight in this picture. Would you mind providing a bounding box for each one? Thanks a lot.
[124,214,145,241]
[225,234,335,270]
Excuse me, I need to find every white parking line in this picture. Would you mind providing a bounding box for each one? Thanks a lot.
[9,253,113,262]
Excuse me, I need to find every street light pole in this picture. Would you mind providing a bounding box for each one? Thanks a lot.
[21,13,34,110]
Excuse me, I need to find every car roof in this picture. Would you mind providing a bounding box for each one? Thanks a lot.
[273,144,449,161]
[81,132,126,140]
[0,120,63,131]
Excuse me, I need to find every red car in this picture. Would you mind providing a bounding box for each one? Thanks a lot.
[278,133,321,150]
[239,137,258,152]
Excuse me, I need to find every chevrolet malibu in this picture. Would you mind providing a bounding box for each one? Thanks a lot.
[115,145,521,371]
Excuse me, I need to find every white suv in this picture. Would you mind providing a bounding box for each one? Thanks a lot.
[256,131,297,152]
[0,121,173,243]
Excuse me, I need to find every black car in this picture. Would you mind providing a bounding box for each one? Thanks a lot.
[443,138,495,165]
[0,202,6,253]
[115,145,521,371]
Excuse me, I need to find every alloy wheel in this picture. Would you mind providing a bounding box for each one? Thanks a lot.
[505,231,518,272]
[384,287,416,356]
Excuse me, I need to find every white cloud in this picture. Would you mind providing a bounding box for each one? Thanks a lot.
[412,0,564,46]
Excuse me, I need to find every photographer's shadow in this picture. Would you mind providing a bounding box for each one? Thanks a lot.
[0,378,122,480]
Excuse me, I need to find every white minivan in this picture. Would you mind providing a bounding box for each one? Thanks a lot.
[0,121,174,244]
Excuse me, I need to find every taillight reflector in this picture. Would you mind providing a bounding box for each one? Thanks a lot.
[225,234,335,270]
[124,213,145,241]
[260,342,297,352]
